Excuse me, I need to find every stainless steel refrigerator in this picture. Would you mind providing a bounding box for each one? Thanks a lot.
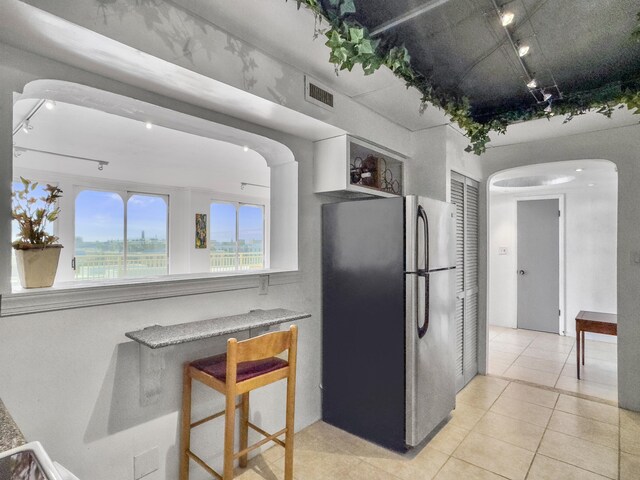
[322,195,456,451]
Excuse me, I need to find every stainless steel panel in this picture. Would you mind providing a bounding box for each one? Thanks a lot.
[420,196,456,271]
[405,195,417,273]
[406,196,457,446]
[404,271,418,445]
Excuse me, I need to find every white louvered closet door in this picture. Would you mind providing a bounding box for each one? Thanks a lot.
[451,172,480,392]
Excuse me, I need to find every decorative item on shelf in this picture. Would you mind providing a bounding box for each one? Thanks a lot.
[195,213,207,249]
[11,177,63,288]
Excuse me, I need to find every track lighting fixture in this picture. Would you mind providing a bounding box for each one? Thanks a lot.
[501,11,514,26]
[544,103,552,113]
[526,79,538,89]
[518,44,530,57]
[21,120,33,134]
[44,100,56,110]
[543,91,553,102]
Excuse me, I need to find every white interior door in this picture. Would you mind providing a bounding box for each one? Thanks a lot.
[517,199,560,333]
[451,172,479,391]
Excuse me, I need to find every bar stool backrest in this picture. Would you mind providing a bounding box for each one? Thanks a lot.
[225,325,298,386]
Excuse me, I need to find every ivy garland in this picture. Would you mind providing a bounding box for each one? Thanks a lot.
[288,0,640,155]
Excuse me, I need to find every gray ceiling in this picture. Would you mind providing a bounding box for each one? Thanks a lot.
[352,0,640,118]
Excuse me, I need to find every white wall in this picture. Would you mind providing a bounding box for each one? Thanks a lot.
[488,182,618,341]
[0,43,323,480]
[478,124,640,411]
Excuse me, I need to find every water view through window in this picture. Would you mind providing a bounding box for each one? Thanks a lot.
[210,202,264,272]
[74,190,168,280]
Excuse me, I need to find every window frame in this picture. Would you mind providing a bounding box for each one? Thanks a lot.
[73,187,170,280]
[209,199,267,273]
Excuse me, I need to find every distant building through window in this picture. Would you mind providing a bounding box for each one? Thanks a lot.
[210,202,264,272]
[74,190,168,280]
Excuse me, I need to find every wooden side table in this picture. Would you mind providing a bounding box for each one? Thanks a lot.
[575,310,617,380]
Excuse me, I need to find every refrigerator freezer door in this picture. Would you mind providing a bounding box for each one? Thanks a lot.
[406,197,457,447]
[420,196,456,271]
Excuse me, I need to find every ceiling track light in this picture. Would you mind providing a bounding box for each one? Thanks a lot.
[542,91,553,102]
[44,100,56,110]
[21,120,33,134]
[500,11,515,26]
[544,103,553,114]
[517,44,530,57]
[145,121,153,130]
[526,79,538,89]
[243,145,250,152]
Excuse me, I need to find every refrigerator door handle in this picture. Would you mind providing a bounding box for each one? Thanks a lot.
[417,205,430,339]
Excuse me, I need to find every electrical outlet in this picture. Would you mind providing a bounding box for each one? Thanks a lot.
[498,247,508,255]
[134,447,159,480]
[258,275,269,295]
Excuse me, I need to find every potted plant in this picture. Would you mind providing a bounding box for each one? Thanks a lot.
[12,177,63,288]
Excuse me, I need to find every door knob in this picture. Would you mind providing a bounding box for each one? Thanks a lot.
[518,270,526,276]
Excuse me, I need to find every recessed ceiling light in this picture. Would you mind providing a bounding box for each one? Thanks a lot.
[145,122,153,130]
[44,100,56,110]
[575,168,583,172]
[588,183,595,187]
[526,79,538,89]
[501,12,515,26]
[518,45,530,57]
[21,120,32,134]
[243,145,249,152]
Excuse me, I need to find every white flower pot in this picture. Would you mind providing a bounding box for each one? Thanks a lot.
[14,245,63,288]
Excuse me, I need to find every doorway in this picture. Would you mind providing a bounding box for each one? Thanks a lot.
[487,160,618,403]
[516,198,560,334]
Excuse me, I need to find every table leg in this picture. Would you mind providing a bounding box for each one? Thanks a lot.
[576,328,581,380]
[581,331,585,366]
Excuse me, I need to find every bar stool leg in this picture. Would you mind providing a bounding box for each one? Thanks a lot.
[223,393,237,479]
[239,393,250,468]
[179,367,192,480]
[284,376,297,479]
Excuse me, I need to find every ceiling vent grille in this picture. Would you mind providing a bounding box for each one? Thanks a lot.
[305,76,334,110]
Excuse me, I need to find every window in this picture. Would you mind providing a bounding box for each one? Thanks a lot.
[210,202,265,272]
[74,190,168,280]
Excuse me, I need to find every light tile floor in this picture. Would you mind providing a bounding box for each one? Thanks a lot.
[233,376,640,480]
[488,325,618,403]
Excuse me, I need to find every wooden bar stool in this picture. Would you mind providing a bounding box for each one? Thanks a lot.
[179,325,298,480]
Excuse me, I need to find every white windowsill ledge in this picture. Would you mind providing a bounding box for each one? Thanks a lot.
[0,270,300,317]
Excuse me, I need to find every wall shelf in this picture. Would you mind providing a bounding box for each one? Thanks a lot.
[313,135,405,198]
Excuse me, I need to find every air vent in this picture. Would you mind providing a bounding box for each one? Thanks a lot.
[305,75,334,110]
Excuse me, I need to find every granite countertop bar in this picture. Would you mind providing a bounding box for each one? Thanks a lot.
[125,308,310,349]
[0,398,26,452]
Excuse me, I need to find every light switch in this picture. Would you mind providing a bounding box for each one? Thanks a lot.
[498,247,508,255]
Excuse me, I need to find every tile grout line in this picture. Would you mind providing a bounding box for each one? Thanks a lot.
[522,391,559,479]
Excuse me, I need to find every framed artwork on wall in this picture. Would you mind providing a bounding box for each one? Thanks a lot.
[195,213,207,249]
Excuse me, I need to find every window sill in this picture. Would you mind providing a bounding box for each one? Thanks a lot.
[0,270,300,317]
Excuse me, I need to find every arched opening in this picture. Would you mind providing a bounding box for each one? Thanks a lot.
[486,159,618,402]
[10,80,298,290]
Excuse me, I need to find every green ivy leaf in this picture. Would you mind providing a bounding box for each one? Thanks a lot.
[349,27,364,44]
[340,0,356,16]
[356,38,374,55]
